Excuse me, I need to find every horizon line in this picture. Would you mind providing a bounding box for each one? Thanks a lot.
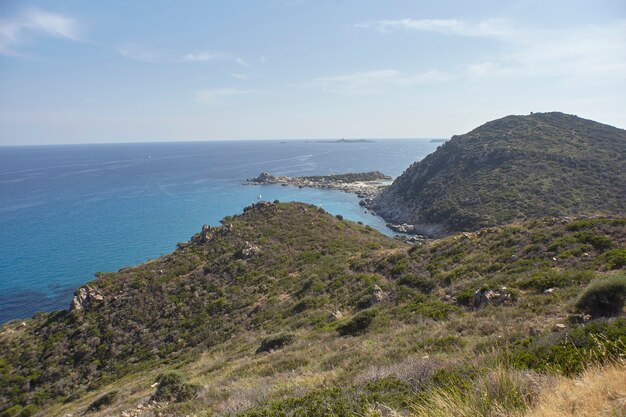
[0,137,448,148]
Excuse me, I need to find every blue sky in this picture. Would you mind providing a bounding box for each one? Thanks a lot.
[0,0,625,145]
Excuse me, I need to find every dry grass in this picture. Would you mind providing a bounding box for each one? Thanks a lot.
[409,367,546,417]
[526,362,626,417]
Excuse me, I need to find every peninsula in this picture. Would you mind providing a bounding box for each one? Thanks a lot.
[246,171,391,199]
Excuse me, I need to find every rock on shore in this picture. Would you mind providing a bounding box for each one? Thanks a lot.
[245,171,391,200]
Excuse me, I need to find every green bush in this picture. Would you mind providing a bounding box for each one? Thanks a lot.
[406,300,459,320]
[87,391,118,412]
[239,388,368,417]
[0,406,22,417]
[603,248,626,269]
[337,309,377,336]
[355,294,373,310]
[518,269,593,291]
[511,318,626,375]
[398,274,435,293]
[575,274,626,318]
[364,376,412,408]
[457,288,475,306]
[256,333,296,353]
[574,231,614,251]
[152,373,199,403]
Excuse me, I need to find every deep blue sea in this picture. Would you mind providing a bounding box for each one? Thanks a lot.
[0,139,439,323]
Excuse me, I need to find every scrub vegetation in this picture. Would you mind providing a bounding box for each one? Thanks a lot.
[1,203,624,416]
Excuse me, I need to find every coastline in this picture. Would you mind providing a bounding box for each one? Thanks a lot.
[245,171,430,244]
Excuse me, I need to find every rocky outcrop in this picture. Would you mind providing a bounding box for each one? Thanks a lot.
[238,241,261,259]
[471,287,513,310]
[246,171,390,200]
[370,285,387,305]
[386,223,416,234]
[70,285,104,311]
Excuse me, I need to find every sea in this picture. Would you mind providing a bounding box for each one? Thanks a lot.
[0,139,440,323]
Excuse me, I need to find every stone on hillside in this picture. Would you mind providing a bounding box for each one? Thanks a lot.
[70,285,104,311]
[239,241,261,259]
[371,285,387,304]
[329,310,343,321]
[471,287,512,310]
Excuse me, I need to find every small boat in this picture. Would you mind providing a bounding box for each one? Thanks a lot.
[258,194,262,200]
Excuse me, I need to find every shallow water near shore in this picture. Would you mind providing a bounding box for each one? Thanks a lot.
[0,139,440,323]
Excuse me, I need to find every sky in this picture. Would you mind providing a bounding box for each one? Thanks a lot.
[0,0,625,145]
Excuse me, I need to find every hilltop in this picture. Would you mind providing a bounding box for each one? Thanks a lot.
[1,202,624,417]
[371,112,626,236]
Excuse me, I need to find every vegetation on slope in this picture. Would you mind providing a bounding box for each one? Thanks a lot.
[299,171,391,182]
[0,203,624,416]
[373,112,626,236]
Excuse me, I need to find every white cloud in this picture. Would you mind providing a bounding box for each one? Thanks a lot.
[195,88,255,105]
[356,17,626,83]
[354,18,514,38]
[466,21,626,82]
[118,45,159,63]
[231,73,249,80]
[311,69,453,95]
[183,51,225,62]
[236,57,252,68]
[0,7,80,55]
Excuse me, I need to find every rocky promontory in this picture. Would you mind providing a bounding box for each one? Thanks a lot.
[246,171,391,200]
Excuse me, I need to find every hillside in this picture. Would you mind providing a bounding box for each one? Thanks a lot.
[1,202,624,417]
[371,112,626,236]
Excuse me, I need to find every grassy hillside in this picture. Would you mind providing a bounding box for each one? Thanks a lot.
[372,112,626,236]
[1,202,624,416]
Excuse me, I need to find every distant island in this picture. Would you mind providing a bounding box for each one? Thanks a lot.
[314,139,375,143]
[430,138,448,143]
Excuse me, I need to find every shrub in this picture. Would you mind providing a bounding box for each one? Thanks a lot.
[398,274,435,293]
[364,376,412,408]
[337,309,377,336]
[511,318,626,375]
[575,274,626,317]
[574,231,613,251]
[457,289,475,306]
[0,406,22,417]
[355,294,373,310]
[406,300,459,320]
[87,391,118,412]
[603,248,626,269]
[418,336,465,353]
[152,373,199,403]
[518,269,593,291]
[256,333,296,353]
[239,388,368,417]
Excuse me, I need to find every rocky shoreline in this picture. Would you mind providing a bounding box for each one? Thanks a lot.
[245,171,391,200]
[245,171,430,243]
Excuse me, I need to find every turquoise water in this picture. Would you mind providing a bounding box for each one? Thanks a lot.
[0,139,439,322]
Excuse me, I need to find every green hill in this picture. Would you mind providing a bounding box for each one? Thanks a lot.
[372,112,626,236]
[1,202,624,417]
